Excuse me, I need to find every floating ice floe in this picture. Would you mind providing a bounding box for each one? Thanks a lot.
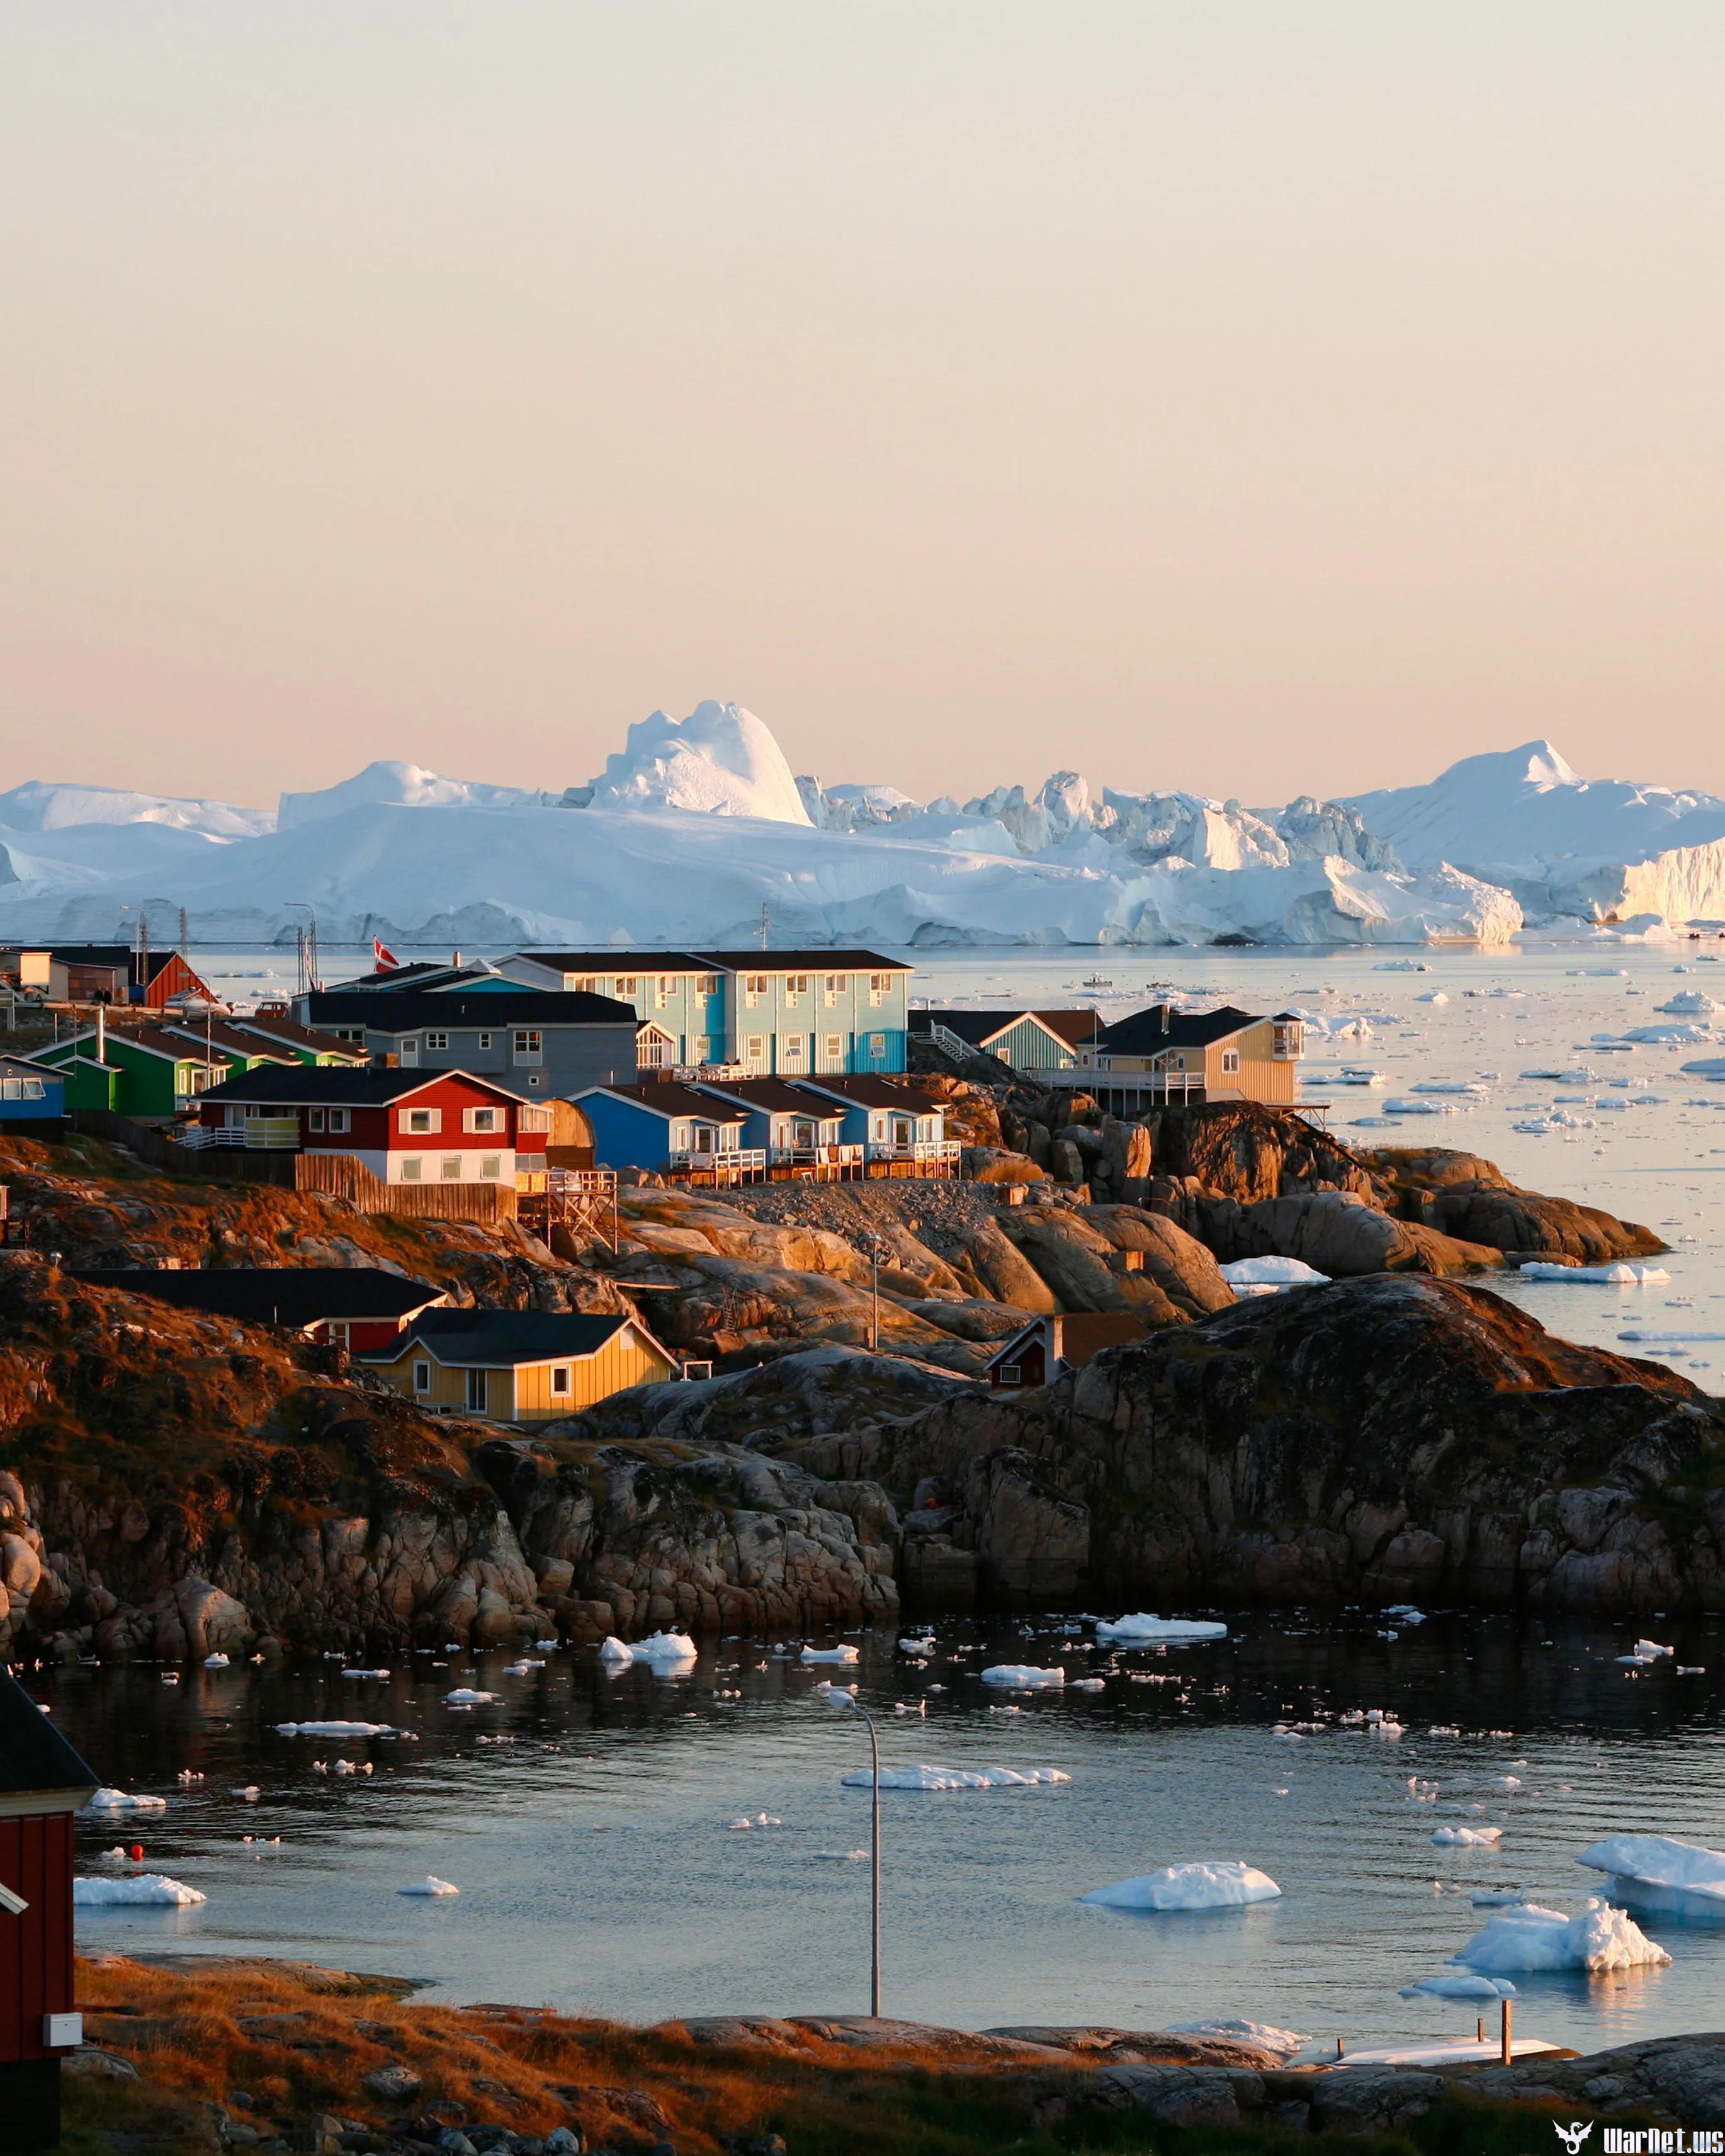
[1080,1860,1281,1912]
[1451,1898,1670,1973]
[502,1659,545,1674]
[1615,1639,1675,1666]
[1620,1329,1725,1343]
[86,1788,169,1813]
[1517,1262,1670,1283]
[1399,1973,1516,2001]
[1382,1097,1469,1115]
[898,1636,937,1656]
[1410,1080,1491,1096]
[443,1688,499,1705]
[981,1664,1066,1688]
[203,1653,229,1668]
[1094,1613,1229,1644]
[598,1636,635,1667]
[800,1644,861,1665]
[398,1877,460,1897]
[1218,1256,1330,1295]
[843,1763,1072,1791]
[1162,2019,1309,2056]
[274,1720,393,1737]
[1576,1834,1725,1920]
[74,1873,206,1907]
[633,1631,700,1669]
[728,1812,785,1828]
[813,1849,868,1861]
[1432,1826,1503,1847]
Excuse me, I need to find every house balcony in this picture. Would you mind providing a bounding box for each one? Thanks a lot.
[767,1141,865,1180]
[667,1146,767,1185]
[864,1137,962,1173]
[176,1117,302,1151]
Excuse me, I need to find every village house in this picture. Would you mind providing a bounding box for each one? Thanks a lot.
[189,1066,550,1189]
[223,1012,369,1064]
[28,1018,229,1119]
[71,1267,448,1352]
[910,1006,1102,1072]
[290,988,640,1098]
[687,1076,856,1175]
[783,1075,959,1171]
[572,1081,752,1181]
[984,1312,1158,1391]
[360,1307,677,1419]
[0,942,214,1010]
[0,1056,63,1137]
[1049,1004,1306,1114]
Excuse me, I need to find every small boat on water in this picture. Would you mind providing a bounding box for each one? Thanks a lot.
[1082,976,1114,989]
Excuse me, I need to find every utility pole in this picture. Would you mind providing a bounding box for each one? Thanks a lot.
[759,901,771,951]
[864,1233,882,1352]
[832,1690,882,2018]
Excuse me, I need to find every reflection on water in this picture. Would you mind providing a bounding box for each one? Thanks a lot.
[43,1611,1725,2053]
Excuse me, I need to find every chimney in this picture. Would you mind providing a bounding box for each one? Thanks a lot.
[1160,1004,1169,1035]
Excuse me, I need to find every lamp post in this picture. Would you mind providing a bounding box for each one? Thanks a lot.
[862,1233,883,1353]
[827,1686,881,2018]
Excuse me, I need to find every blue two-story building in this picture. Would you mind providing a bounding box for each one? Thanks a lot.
[0,1056,64,1137]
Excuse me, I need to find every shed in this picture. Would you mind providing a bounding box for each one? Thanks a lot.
[984,1312,1157,1391]
[0,1668,98,2153]
[359,1308,679,1420]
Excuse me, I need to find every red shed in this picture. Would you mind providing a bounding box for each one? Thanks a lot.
[0,1668,98,2155]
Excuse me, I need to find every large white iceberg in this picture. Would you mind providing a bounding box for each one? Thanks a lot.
[1094,1614,1229,1644]
[74,1873,206,1907]
[1451,1897,1670,1973]
[586,701,812,823]
[841,1763,1072,1791]
[1577,1834,1725,1921]
[1219,1256,1330,1294]
[1080,1860,1281,1912]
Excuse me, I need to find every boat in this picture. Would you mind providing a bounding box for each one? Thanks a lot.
[1082,976,1114,989]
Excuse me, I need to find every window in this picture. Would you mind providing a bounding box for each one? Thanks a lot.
[334,1027,366,1044]
[466,1367,487,1413]
[399,1038,419,1064]
[744,1034,766,1068]
[513,1029,542,1063]
[744,974,766,1007]
[1221,1048,1241,1075]
[868,1032,886,1057]
[785,974,809,1003]
[328,1108,351,1134]
[480,1156,502,1178]
[997,1363,1022,1387]
[327,1321,349,1350]
[653,976,669,1008]
[868,972,890,1005]
[691,1124,716,1154]
[438,1155,460,1179]
[781,1034,806,1064]
[551,1365,571,1396]
[824,975,846,1003]
[477,1031,494,1051]
[0,1076,43,1100]
[613,977,637,998]
[1272,1019,1304,1059]
[424,1031,448,1052]
[691,1036,710,1063]
[308,1108,325,1132]
[412,1360,431,1392]
[401,1157,423,1181]
[403,1106,441,1134]
[563,973,594,991]
[823,1033,842,1061]
[637,1034,669,1069]
[464,1106,501,1133]
[695,974,718,995]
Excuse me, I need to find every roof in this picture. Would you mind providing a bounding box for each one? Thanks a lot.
[787,1075,942,1112]
[161,1019,295,1061]
[693,1077,846,1116]
[72,1267,446,1328]
[366,1307,668,1369]
[913,1007,1102,1051]
[0,1054,57,1080]
[324,962,480,992]
[0,1665,99,1797]
[578,1081,746,1122]
[694,950,912,972]
[511,951,715,973]
[985,1311,1157,1372]
[303,990,638,1028]
[33,1024,223,1066]
[1092,1004,1266,1054]
[231,1015,368,1059]
[198,1064,529,1107]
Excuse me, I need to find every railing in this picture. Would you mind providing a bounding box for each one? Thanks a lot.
[865,1137,961,1166]
[667,1146,767,1182]
[769,1141,864,1166]
[670,1062,747,1082]
[1049,1067,1207,1100]
[174,1117,302,1151]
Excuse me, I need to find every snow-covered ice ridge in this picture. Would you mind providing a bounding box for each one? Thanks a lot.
[5,713,1720,948]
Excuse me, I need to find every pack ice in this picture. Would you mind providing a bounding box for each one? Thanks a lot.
[1080,1860,1282,1912]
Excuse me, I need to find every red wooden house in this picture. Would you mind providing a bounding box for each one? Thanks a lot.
[0,1667,98,2154]
[191,1066,551,1190]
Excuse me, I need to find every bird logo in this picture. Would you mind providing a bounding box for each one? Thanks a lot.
[1553,2124,1593,2153]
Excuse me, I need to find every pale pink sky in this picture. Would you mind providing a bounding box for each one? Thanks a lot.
[3,4,1722,811]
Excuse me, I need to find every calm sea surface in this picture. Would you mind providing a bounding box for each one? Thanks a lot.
[59,935,1725,2050]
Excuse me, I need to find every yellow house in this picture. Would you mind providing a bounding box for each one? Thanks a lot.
[360,1309,677,1421]
[1072,1005,1304,1110]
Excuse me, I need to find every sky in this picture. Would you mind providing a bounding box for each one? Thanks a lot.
[2,3,1722,812]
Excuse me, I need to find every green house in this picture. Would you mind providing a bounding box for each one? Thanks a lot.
[910,1007,1102,1073]
[30,1024,232,1121]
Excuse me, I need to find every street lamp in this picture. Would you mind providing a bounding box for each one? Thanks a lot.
[861,1233,883,1353]
[825,1685,881,2018]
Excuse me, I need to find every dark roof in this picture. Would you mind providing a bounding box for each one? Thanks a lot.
[1093,1004,1265,1054]
[324,962,480,992]
[0,1665,99,1797]
[0,1054,56,1080]
[913,1007,1102,1050]
[231,1015,367,1059]
[198,1064,527,1106]
[787,1075,942,1112]
[161,1020,293,1060]
[694,950,910,972]
[43,1023,222,1064]
[512,951,713,973]
[693,1078,845,1116]
[303,990,638,1028]
[367,1308,658,1367]
[580,1081,745,1121]
[72,1268,446,1328]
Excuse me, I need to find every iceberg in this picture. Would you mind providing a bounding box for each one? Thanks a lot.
[1577,1834,1725,1921]
[981,1664,1065,1688]
[598,1636,635,1667]
[1079,1860,1281,1912]
[397,1876,460,1897]
[841,1763,1072,1790]
[800,1644,861,1665]
[74,1873,206,1907]
[1219,1256,1330,1294]
[633,1630,699,1669]
[1451,1897,1670,1973]
[1517,1262,1668,1283]
[274,1720,393,1737]
[85,1788,169,1813]
[1094,1614,1230,1644]
[1399,1973,1516,2001]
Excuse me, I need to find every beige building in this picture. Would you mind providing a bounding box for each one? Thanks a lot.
[1061,1004,1304,1113]
[361,1309,677,1421]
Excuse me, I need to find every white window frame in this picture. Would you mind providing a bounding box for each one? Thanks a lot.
[513,1029,543,1064]
[439,1156,461,1180]
[399,1038,419,1065]
[550,1365,572,1396]
[402,1105,441,1134]
[412,1360,431,1392]
[401,1156,423,1181]
[308,1107,325,1131]
[463,1105,501,1133]
[424,1030,449,1051]
[653,976,670,1008]
[744,975,766,1007]
[780,1034,807,1064]
[869,973,889,1005]
[1221,1047,1241,1075]
[465,1367,487,1413]
[785,974,809,1003]
[480,1155,502,1178]
[477,1030,494,1051]
[328,1107,351,1134]
[744,1034,766,1069]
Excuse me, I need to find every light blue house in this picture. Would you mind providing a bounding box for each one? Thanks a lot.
[496,949,913,1076]
[689,1078,855,1173]
[785,1077,958,1172]
[574,1081,753,1179]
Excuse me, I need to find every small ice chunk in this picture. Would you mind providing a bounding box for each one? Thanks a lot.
[1519,1261,1670,1282]
[443,1689,499,1705]
[203,1653,229,1668]
[1218,1256,1330,1291]
[85,1788,169,1812]
[981,1664,1065,1688]
[598,1636,635,1667]
[1080,1860,1281,1912]
[341,1668,390,1679]
[74,1873,206,1907]
[842,1763,1071,1790]
[398,1876,460,1896]
[633,1630,699,1669]
[800,1644,861,1664]
[1432,1826,1504,1846]
[1094,1614,1228,1644]
[274,1721,393,1737]
[1399,1973,1516,2000]
[898,1636,937,1656]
